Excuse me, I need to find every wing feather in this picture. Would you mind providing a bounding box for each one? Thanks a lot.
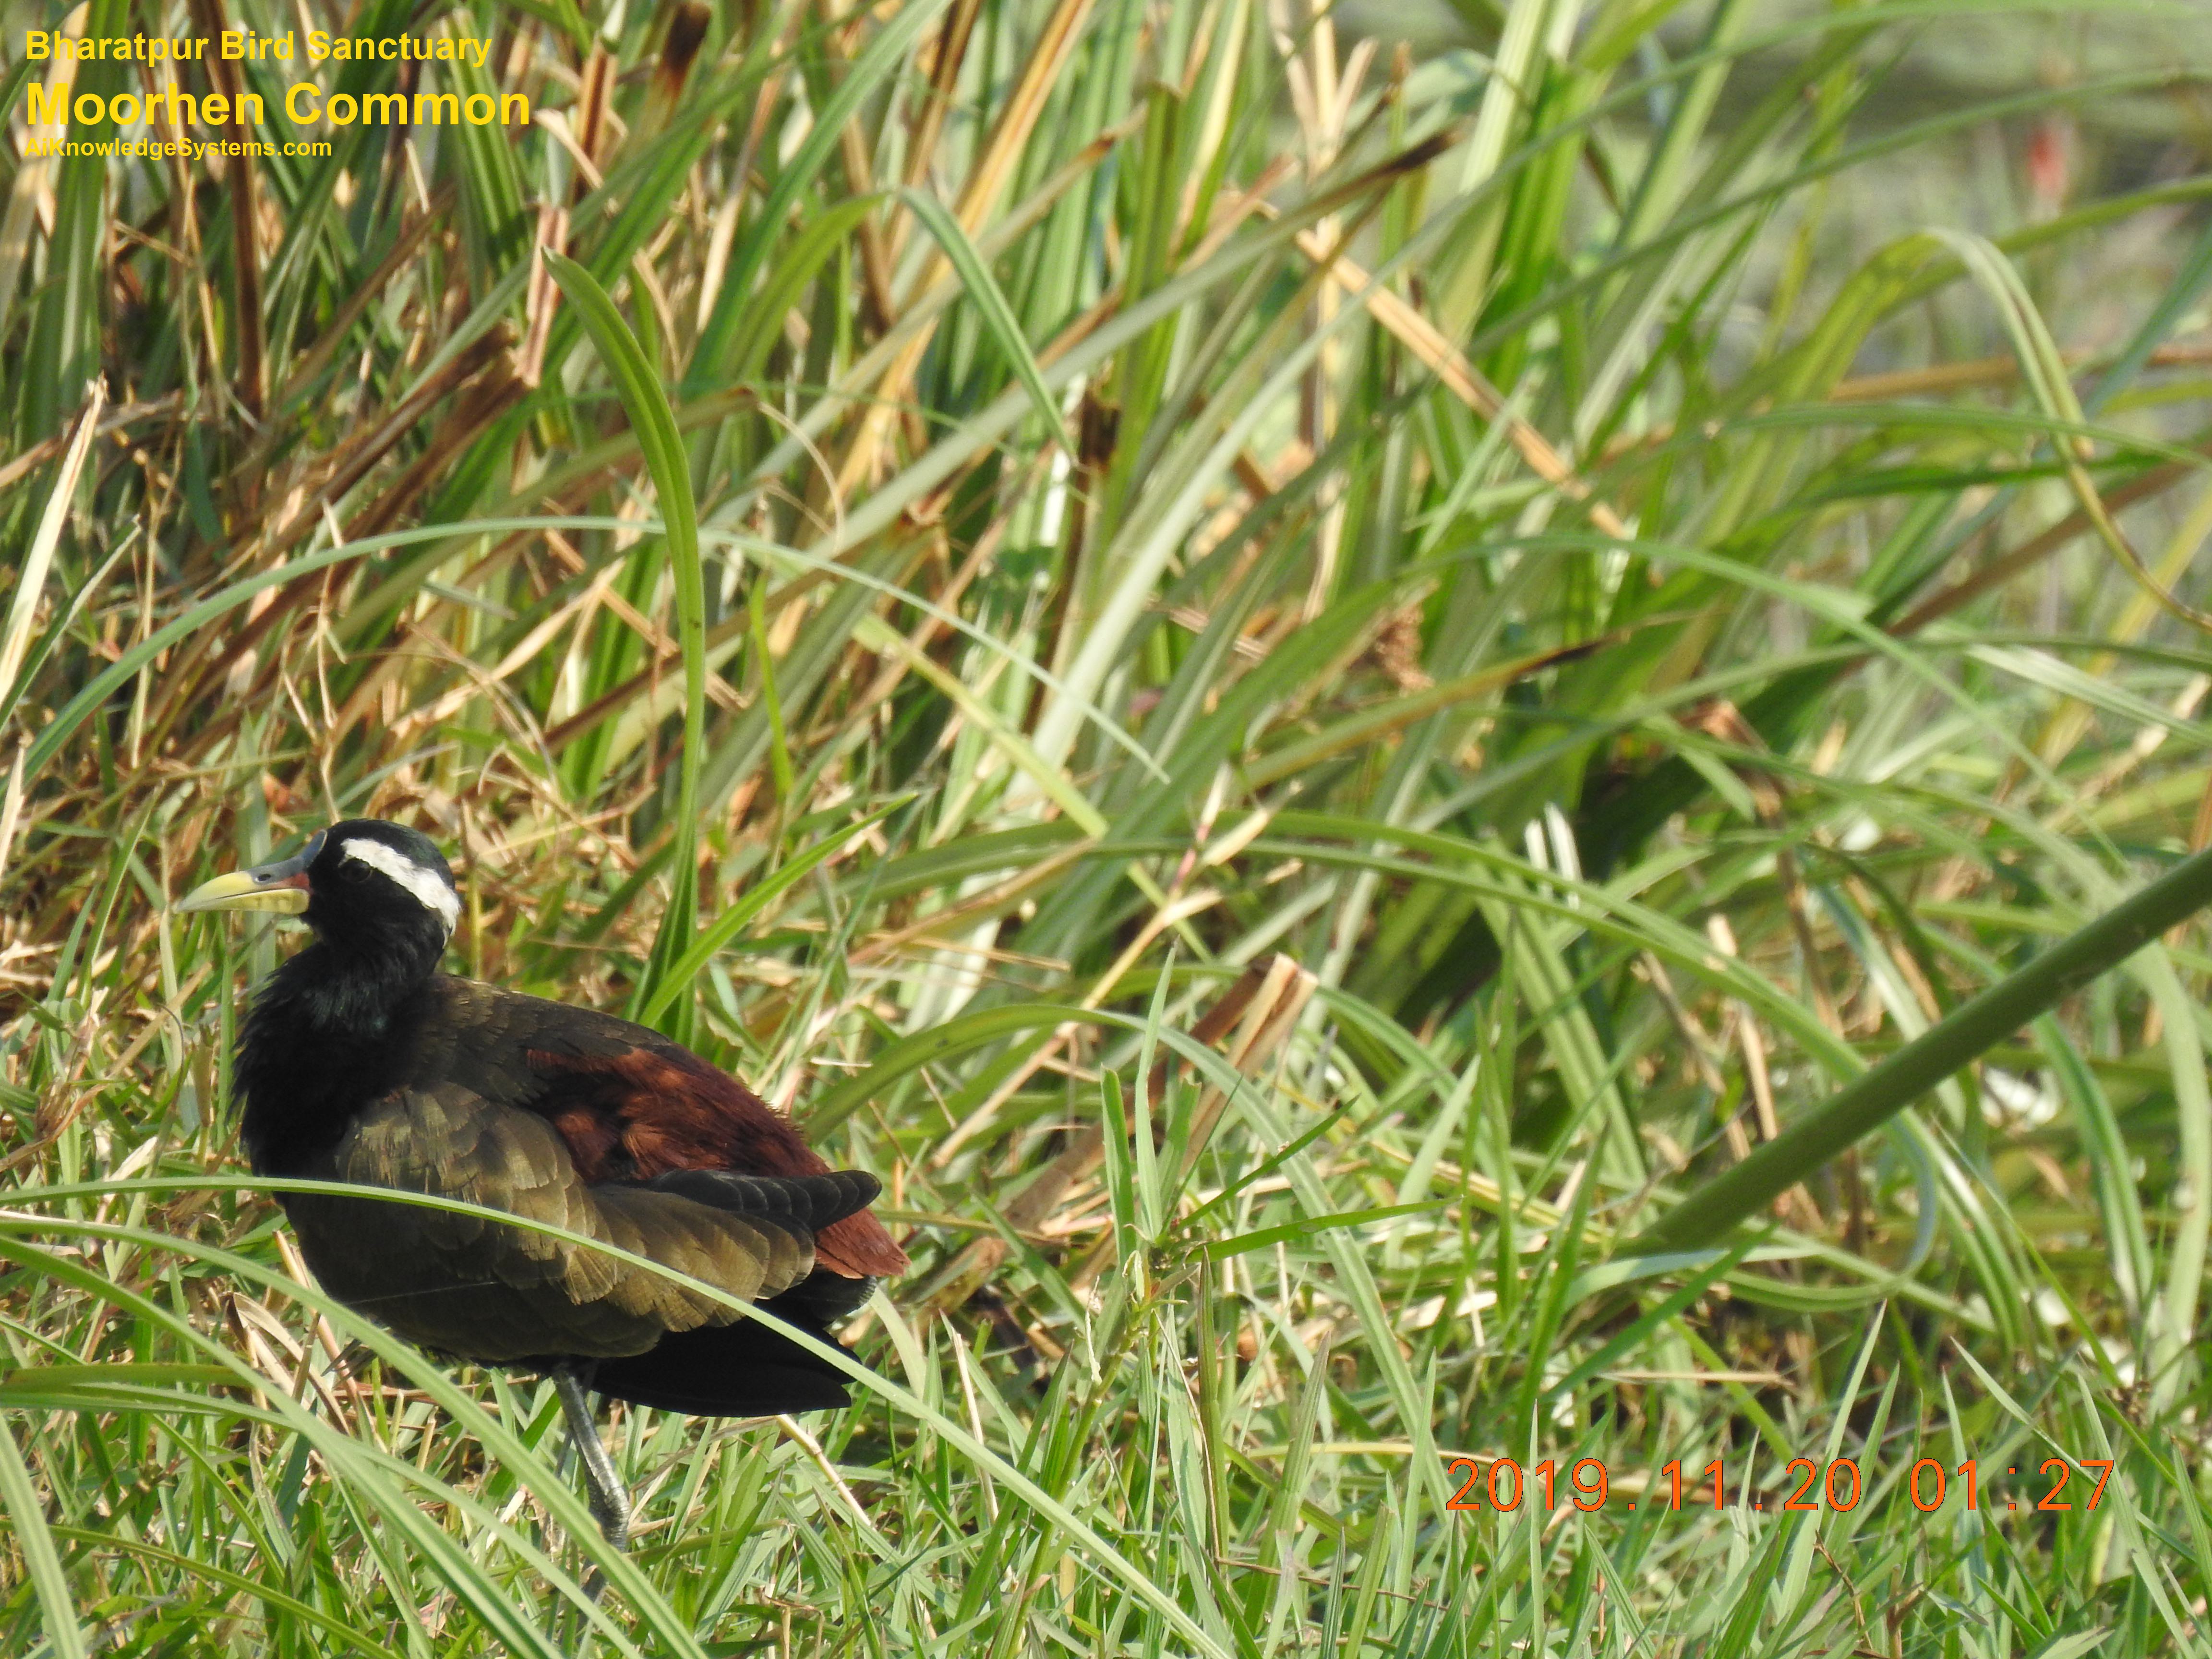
[282,1082,842,1363]
[469,979,911,1281]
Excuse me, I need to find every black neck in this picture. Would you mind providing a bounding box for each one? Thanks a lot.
[237,931,444,1172]
[256,932,443,1037]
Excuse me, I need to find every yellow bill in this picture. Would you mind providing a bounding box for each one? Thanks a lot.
[174,833,323,915]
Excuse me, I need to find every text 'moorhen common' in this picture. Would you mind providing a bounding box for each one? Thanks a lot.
[20,28,529,131]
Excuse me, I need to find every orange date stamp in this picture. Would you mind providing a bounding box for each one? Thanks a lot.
[1443,1455,2114,1515]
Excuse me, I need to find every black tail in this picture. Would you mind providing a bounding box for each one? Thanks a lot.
[577,1272,876,1417]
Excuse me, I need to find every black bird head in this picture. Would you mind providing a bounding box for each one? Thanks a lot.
[177,821,459,1020]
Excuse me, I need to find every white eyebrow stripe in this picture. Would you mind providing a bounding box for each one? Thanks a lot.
[340,838,460,932]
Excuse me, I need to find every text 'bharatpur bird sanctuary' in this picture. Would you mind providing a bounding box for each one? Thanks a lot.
[18,26,530,133]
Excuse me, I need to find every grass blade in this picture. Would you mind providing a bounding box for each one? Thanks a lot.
[544,251,706,1036]
[0,378,103,710]
[1633,841,2212,1254]
[0,1413,88,1659]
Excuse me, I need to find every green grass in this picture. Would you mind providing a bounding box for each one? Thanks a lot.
[5,0,2212,1651]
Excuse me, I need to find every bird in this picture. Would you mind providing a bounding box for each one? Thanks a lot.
[175,818,908,1551]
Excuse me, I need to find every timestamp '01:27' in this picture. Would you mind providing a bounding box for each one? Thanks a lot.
[1899,1458,2113,1513]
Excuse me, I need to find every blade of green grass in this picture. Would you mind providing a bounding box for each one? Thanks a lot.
[1633,840,2212,1255]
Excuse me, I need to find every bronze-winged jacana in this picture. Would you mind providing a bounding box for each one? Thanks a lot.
[176,819,907,1547]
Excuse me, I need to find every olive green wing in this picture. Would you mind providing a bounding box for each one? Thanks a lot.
[279,1082,878,1363]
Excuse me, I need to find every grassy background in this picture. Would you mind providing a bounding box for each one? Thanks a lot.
[5,0,2212,1651]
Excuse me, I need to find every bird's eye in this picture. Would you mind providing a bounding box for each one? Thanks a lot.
[340,860,373,885]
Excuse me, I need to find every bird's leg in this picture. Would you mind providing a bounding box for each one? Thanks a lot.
[552,1366,630,1553]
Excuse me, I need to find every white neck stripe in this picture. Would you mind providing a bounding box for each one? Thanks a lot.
[340,839,460,933]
